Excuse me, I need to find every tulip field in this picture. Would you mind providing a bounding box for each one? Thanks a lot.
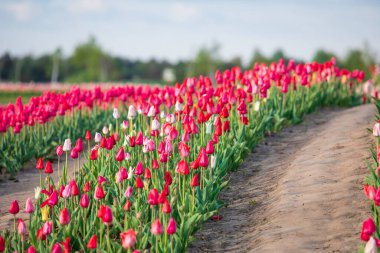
[362,99,380,252]
[0,58,371,252]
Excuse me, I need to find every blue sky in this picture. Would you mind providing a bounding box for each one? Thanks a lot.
[0,0,379,63]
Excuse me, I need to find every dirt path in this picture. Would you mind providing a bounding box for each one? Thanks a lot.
[189,104,375,253]
[0,156,82,230]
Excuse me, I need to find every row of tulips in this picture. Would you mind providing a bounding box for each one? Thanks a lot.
[361,98,380,253]
[0,58,367,252]
[0,58,367,176]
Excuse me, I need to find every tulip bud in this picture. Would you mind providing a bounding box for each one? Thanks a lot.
[87,235,97,249]
[121,120,129,130]
[147,105,155,117]
[34,187,41,200]
[51,243,63,253]
[94,132,102,142]
[124,186,133,199]
[127,105,137,119]
[85,130,92,140]
[374,123,380,137]
[44,160,53,174]
[56,145,63,157]
[25,198,35,214]
[166,217,177,235]
[151,219,163,235]
[148,189,159,205]
[152,118,160,131]
[120,229,137,249]
[80,193,90,208]
[102,126,109,135]
[94,185,105,200]
[62,139,71,152]
[0,236,4,252]
[36,157,44,170]
[9,200,20,214]
[115,147,125,162]
[365,237,377,253]
[42,221,53,236]
[113,108,120,119]
[17,218,27,235]
[26,246,36,253]
[59,208,71,226]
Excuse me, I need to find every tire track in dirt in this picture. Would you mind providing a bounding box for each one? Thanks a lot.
[189,104,375,253]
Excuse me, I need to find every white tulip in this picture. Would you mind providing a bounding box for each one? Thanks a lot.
[94,132,102,142]
[113,108,120,119]
[62,139,71,152]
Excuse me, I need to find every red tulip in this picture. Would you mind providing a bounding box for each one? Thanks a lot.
[59,208,71,226]
[136,131,143,145]
[0,236,4,252]
[152,159,159,169]
[134,161,144,175]
[9,200,20,214]
[166,217,177,235]
[148,188,159,205]
[75,138,84,153]
[70,147,79,159]
[87,234,97,249]
[361,218,377,241]
[37,227,47,240]
[90,148,98,160]
[164,171,172,185]
[83,181,91,192]
[206,140,214,154]
[98,175,107,185]
[162,200,171,214]
[61,237,71,253]
[120,229,137,249]
[36,157,44,170]
[94,185,105,200]
[124,200,131,211]
[98,205,113,225]
[178,142,190,158]
[198,148,208,167]
[51,243,63,253]
[151,219,163,235]
[364,185,376,200]
[190,173,200,187]
[41,190,58,208]
[56,145,64,157]
[175,160,189,175]
[115,147,125,162]
[136,176,144,189]
[26,246,36,253]
[80,194,90,208]
[144,168,151,179]
[44,160,53,174]
[85,130,92,141]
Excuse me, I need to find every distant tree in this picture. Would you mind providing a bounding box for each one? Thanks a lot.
[188,43,221,77]
[249,49,268,67]
[312,49,339,64]
[271,49,287,62]
[65,37,110,82]
[0,53,14,81]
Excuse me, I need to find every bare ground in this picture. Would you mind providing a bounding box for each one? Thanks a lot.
[189,104,375,253]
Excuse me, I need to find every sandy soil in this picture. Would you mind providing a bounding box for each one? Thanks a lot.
[189,104,375,253]
[0,156,82,230]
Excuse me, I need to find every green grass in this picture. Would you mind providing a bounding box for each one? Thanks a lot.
[0,91,42,105]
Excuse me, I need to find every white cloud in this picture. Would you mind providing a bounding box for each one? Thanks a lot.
[169,2,200,22]
[65,0,105,14]
[2,2,32,21]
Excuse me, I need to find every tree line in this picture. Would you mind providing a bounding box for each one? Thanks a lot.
[0,37,377,84]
